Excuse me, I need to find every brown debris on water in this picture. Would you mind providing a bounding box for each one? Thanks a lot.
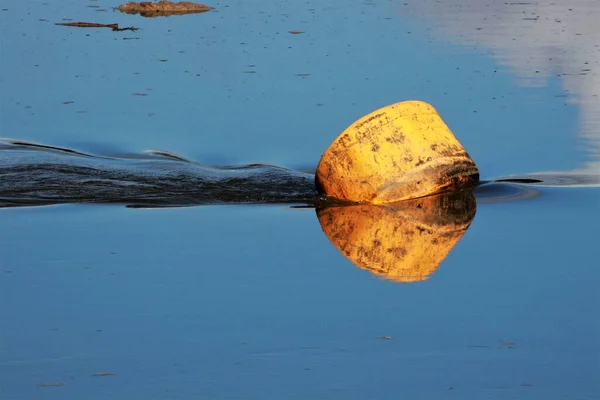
[56,22,138,31]
[118,1,213,17]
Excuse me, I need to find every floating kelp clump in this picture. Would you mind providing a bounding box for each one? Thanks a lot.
[118,1,213,17]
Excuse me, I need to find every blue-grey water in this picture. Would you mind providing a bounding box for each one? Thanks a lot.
[1,1,599,399]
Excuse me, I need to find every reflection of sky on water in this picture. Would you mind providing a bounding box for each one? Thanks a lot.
[405,0,600,174]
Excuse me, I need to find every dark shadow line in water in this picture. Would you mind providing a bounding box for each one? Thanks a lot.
[472,181,542,204]
[492,173,600,187]
[0,138,114,160]
[492,178,543,184]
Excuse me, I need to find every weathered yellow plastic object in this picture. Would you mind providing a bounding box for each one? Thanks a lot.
[317,190,476,283]
[316,101,479,203]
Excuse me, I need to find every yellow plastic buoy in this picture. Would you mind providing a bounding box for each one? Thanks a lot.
[316,101,479,203]
[317,190,476,283]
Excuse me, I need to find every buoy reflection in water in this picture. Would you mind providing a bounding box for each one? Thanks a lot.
[317,190,476,283]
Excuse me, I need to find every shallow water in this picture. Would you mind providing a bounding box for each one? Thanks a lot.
[1,1,599,399]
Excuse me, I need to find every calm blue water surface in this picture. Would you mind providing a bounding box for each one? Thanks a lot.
[1,1,599,399]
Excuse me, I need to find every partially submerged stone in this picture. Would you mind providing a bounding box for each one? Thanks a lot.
[118,1,213,17]
[316,101,479,203]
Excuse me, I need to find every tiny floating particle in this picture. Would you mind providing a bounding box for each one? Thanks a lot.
[37,382,64,387]
[499,339,516,349]
[92,372,116,377]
